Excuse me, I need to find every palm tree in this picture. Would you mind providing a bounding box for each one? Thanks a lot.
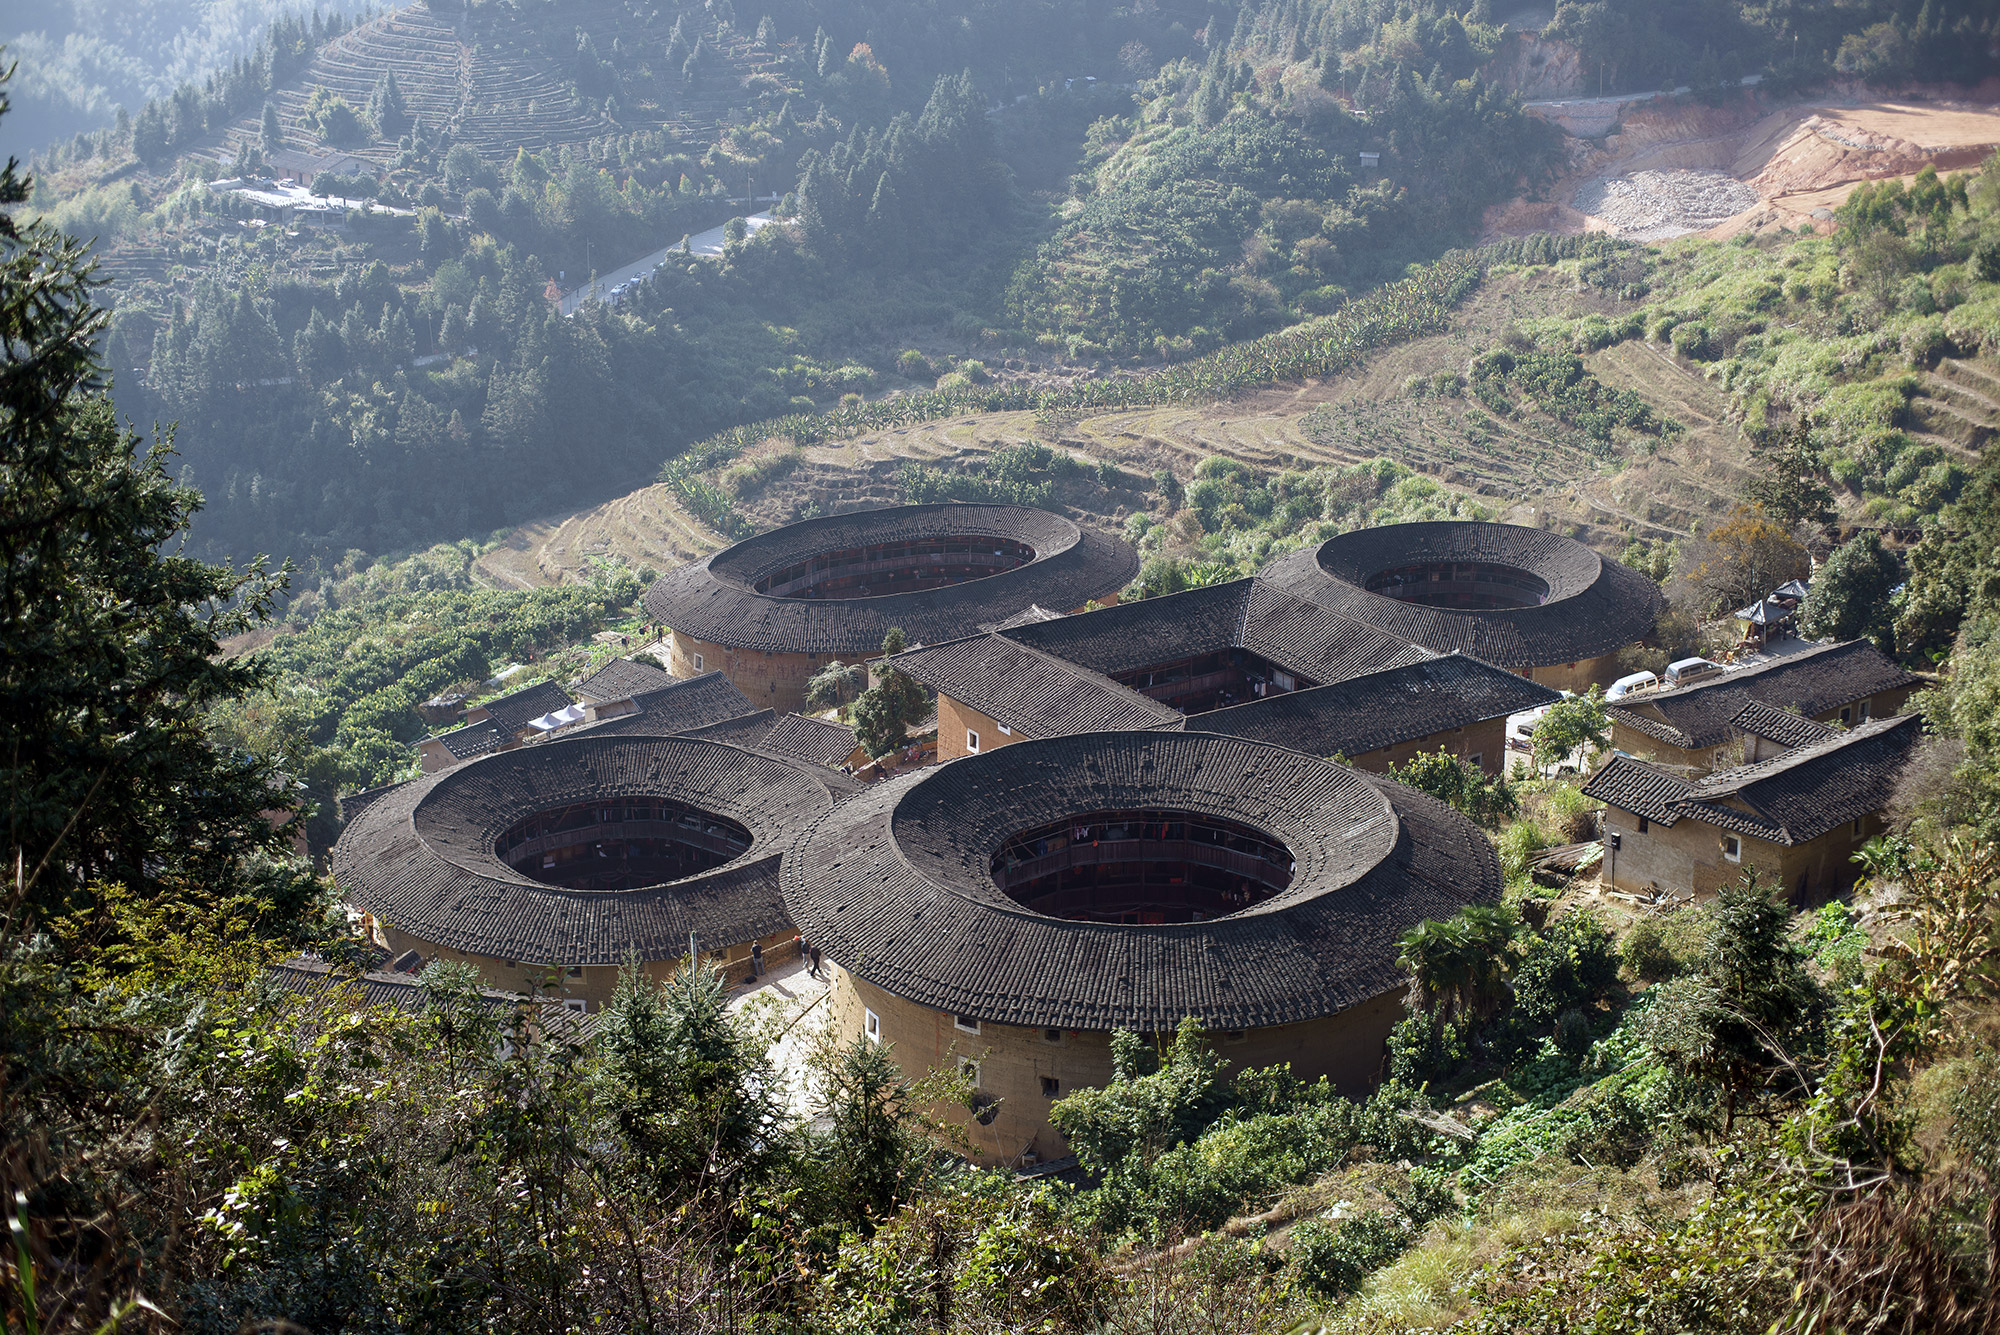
[1396,904,1518,1027]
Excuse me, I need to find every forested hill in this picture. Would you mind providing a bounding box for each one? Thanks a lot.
[19,0,1992,575]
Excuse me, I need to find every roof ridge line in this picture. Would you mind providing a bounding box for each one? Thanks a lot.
[1692,712,1918,793]
[999,633,1182,717]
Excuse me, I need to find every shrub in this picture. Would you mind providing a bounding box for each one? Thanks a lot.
[1291,1212,1408,1300]
[896,348,931,379]
[1670,321,1714,360]
[1555,1007,1594,1056]
[1538,782,1603,844]
[1511,912,1618,1031]
[1620,918,1680,982]
[1498,820,1549,878]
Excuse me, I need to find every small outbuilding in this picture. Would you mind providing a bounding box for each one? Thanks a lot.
[1584,713,1921,905]
[1607,639,1922,775]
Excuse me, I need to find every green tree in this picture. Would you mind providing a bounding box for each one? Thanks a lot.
[302,86,371,146]
[259,99,283,155]
[1386,750,1518,828]
[1532,687,1610,777]
[1509,910,1618,1031]
[366,69,408,137]
[1,102,298,930]
[808,1033,947,1226]
[851,628,930,758]
[804,659,869,711]
[1745,427,1836,530]
[1643,873,1824,1134]
[1396,904,1518,1029]
[1799,530,1902,649]
[1049,1018,1232,1175]
[593,956,782,1202]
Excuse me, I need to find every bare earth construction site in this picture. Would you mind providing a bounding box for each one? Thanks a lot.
[1498,94,2000,242]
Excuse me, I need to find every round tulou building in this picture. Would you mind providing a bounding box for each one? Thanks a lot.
[334,733,854,1011]
[779,729,1501,1163]
[1262,520,1664,693]
[644,503,1139,712]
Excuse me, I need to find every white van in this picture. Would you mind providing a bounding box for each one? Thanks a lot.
[1664,657,1724,688]
[1606,670,1659,702]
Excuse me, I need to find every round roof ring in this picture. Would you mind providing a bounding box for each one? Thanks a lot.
[1259,520,1663,668]
[779,729,1500,1032]
[333,733,851,965]
[643,503,1140,657]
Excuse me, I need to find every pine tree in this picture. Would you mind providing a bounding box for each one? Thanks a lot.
[367,69,409,137]
[260,100,283,154]
[1,72,300,929]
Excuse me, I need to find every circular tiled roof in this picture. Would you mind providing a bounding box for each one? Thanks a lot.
[1260,521,1663,668]
[333,734,851,965]
[643,503,1140,655]
[779,731,1499,1030]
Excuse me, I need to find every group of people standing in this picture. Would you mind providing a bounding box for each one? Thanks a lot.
[741,935,825,984]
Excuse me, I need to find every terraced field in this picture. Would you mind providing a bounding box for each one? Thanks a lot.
[476,267,1777,588]
[213,0,794,166]
[1913,356,2000,458]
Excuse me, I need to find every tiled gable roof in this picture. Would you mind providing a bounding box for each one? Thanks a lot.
[1001,579,1256,675]
[334,734,852,965]
[759,713,861,768]
[1584,714,1921,846]
[267,958,597,1041]
[1198,654,1559,757]
[995,577,1431,690]
[1730,701,1838,749]
[575,671,759,740]
[1608,640,1923,749]
[573,656,676,703]
[436,717,506,759]
[1259,521,1662,668]
[892,633,1184,737]
[780,730,1500,1030]
[675,709,862,770]
[643,503,1138,655]
[479,679,576,734]
[1236,581,1433,684]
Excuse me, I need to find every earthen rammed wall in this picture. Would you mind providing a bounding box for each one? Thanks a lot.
[829,967,1404,1167]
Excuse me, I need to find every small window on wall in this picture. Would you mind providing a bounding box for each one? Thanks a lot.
[966,730,980,753]
[1637,817,1649,834]
[692,653,704,672]
[1854,816,1865,837]
[959,1058,982,1089]
[1468,753,1482,770]
[563,999,588,1015]
[1043,1028,1063,1045]
[566,965,583,978]
[1040,1076,1061,1098]
[954,1014,981,1034]
[1838,706,1853,726]
[1859,701,1871,723]
[1723,835,1743,863]
[998,723,1011,735]
[864,1009,881,1042]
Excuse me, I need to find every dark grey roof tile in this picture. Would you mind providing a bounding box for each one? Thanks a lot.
[643,504,1138,655]
[1608,641,1923,749]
